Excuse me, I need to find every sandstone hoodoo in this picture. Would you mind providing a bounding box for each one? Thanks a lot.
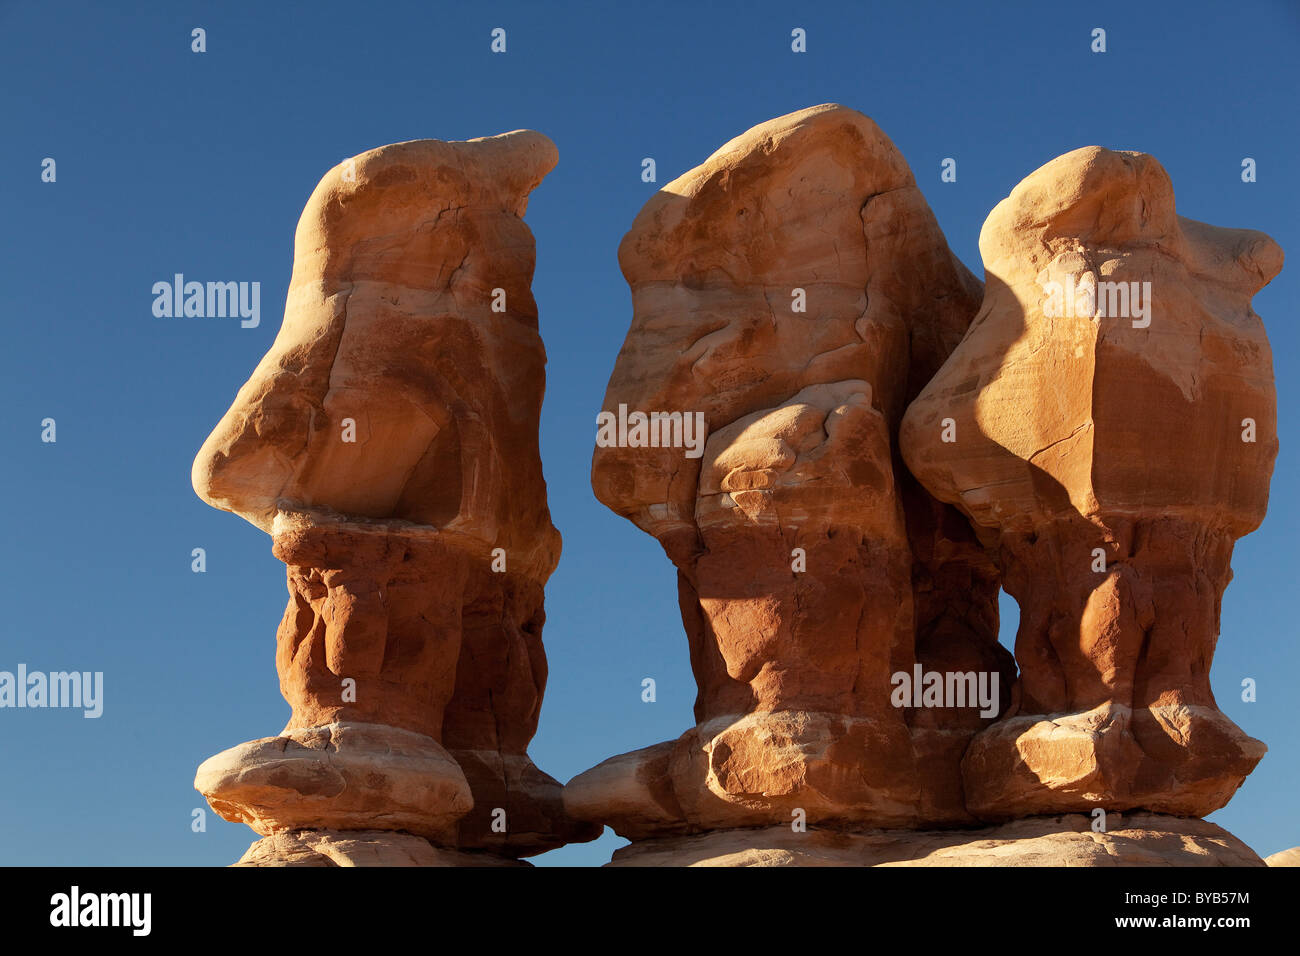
[188,115,1281,868]
[568,103,1011,844]
[900,146,1281,822]
[566,112,1281,866]
[192,132,597,865]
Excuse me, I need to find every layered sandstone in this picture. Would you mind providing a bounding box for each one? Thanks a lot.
[568,104,1006,840]
[899,146,1281,820]
[605,813,1263,867]
[193,132,596,864]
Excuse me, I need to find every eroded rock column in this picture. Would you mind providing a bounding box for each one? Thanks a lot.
[900,146,1281,820]
[192,132,596,865]
[565,104,1002,844]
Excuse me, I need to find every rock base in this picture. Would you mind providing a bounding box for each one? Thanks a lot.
[195,722,471,841]
[605,814,1264,867]
[234,829,529,867]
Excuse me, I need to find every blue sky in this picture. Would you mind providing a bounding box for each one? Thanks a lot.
[1,0,1296,866]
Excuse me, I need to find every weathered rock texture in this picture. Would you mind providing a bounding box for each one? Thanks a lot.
[569,104,1007,840]
[568,114,1279,867]
[192,132,596,864]
[901,146,1281,821]
[235,829,528,868]
[605,813,1264,867]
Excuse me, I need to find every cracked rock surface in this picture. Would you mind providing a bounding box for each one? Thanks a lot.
[900,146,1281,819]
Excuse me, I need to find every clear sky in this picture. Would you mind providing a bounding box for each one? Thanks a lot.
[1,0,1296,867]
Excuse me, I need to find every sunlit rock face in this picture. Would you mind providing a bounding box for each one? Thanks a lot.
[900,146,1281,819]
[192,131,597,864]
[569,103,1004,840]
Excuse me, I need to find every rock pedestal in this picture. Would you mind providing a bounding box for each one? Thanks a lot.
[192,132,596,865]
[568,104,1009,843]
[900,146,1280,821]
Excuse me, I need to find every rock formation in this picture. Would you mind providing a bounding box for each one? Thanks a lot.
[1265,847,1300,866]
[567,113,1279,866]
[567,104,1010,841]
[900,146,1281,821]
[192,132,597,865]
[186,114,1279,868]
[604,813,1263,867]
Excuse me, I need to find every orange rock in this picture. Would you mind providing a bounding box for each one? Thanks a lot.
[193,132,596,861]
[571,104,1001,837]
[900,147,1281,819]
